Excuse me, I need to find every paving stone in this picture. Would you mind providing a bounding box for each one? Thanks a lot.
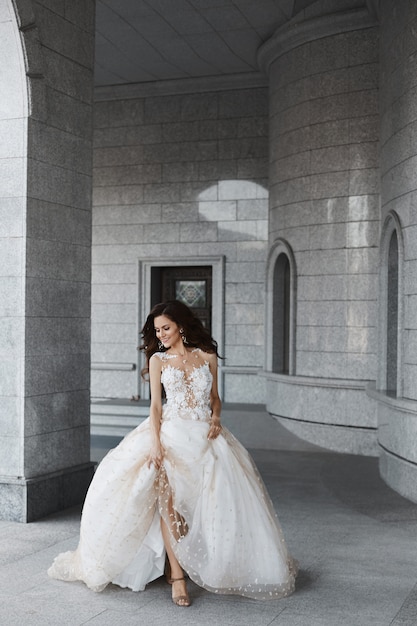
[0,417,417,625]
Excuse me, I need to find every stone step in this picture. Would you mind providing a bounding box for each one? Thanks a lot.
[91,399,149,436]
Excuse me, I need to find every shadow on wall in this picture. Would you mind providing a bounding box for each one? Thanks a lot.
[197,179,268,242]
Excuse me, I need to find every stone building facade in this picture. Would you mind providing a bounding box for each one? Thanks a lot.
[1,0,417,521]
[92,84,269,404]
[262,15,380,455]
[0,0,96,521]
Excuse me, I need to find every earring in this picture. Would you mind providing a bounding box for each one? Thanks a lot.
[158,340,164,350]
[180,329,188,344]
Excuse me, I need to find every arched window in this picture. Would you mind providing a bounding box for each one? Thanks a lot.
[386,230,399,395]
[378,212,403,397]
[273,253,290,374]
[265,239,296,375]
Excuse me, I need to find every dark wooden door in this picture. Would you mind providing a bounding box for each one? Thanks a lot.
[159,266,212,332]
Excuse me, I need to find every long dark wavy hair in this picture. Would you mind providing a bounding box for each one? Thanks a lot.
[140,300,221,379]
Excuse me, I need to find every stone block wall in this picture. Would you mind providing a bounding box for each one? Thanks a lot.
[260,9,380,455]
[379,0,417,402]
[377,0,417,501]
[269,25,380,382]
[0,0,28,479]
[0,0,95,520]
[92,85,269,403]
[22,0,95,479]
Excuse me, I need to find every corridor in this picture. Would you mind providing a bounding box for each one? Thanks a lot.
[0,408,416,626]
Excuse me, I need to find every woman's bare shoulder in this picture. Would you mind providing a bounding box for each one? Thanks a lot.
[197,349,217,364]
[150,353,164,366]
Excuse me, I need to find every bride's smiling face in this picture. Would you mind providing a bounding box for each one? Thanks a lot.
[154,315,181,349]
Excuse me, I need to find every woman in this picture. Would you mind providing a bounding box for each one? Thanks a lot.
[48,300,297,606]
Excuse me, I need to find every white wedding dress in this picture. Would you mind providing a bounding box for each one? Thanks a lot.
[48,350,297,600]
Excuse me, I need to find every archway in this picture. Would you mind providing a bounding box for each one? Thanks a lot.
[265,239,297,375]
[0,0,96,522]
[377,211,404,397]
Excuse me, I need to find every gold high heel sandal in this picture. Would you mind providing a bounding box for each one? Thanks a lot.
[168,576,191,607]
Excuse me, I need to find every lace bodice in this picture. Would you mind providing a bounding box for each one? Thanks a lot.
[155,351,212,422]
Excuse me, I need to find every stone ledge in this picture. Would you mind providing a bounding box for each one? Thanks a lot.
[262,370,371,390]
[366,382,417,417]
[0,463,95,523]
[91,399,148,436]
[94,72,268,102]
[91,362,136,371]
[380,446,417,504]
[258,7,377,74]
[265,372,378,454]
[272,414,378,456]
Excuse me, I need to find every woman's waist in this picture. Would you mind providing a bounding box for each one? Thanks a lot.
[162,404,211,422]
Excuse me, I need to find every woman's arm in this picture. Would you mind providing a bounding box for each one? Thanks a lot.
[147,354,164,468]
[207,352,222,439]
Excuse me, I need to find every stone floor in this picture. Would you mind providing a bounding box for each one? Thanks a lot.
[1,407,417,625]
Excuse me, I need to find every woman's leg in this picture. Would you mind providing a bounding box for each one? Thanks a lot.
[160,517,190,606]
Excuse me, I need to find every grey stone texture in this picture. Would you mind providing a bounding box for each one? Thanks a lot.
[264,11,380,454]
[0,3,28,500]
[260,0,417,500]
[0,0,95,521]
[89,0,417,507]
[376,0,417,500]
[1,423,417,624]
[265,373,378,456]
[92,87,270,402]
[268,23,379,381]
[1,0,417,518]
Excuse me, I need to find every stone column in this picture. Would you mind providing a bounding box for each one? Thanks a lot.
[259,2,380,454]
[0,0,95,521]
[376,0,417,502]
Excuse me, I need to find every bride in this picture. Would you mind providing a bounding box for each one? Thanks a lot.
[48,300,297,607]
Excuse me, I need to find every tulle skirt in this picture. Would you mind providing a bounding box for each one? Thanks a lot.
[48,416,297,600]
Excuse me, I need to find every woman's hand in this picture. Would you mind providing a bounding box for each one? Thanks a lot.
[208,419,222,440]
[207,353,222,440]
[147,442,164,469]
